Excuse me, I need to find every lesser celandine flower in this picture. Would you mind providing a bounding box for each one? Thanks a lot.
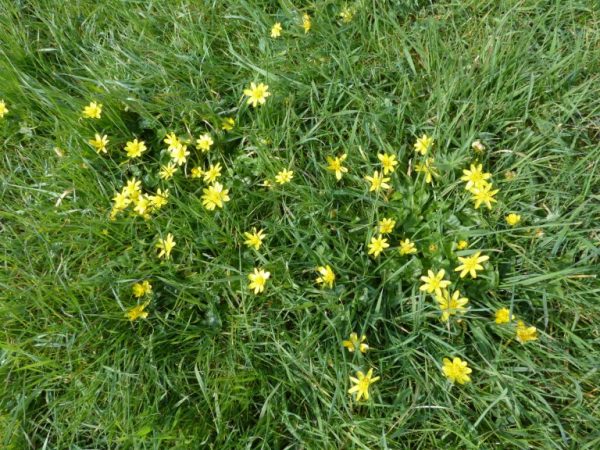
[516,320,538,343]
[365,171,390,192]
[326,154,348,180]
[342,333,369,353]
[82,101,102,119]
[399,238,417,255]
[196,133,213,152]
[495,307,515,324]
[302,13,311,33]
[89,134,109,154]
[190,167,203,178]
[348,369,379,401]
[455,251,489,279]
[461,163,492,192]
[378,153,398,175]
[124,177,142,200]
[126,301,150,321]
[132,280,152,298]
[414,157,438,184]
[203,163,222,184]
[436,289,469,322]
[124,138,147,159]
[248,268,270,294]
[506,213,521,226]
[471,140,485,153]
[275,169,294,184]
[471,183,499,209]
[133,195,151,217]
[244,228,266,251]
[202,182,230,210]
[419,269,451,297]
[414,134,433,155]
[170,143,189,166]
[221,117,235,131]
[271,22,282,38]
[378,218,395,234]
[456,240,469,250]
[316,265,335,288]
[339,7,354,23]
[244,82,271,108]
[368,235,389,258]
[159,162,178,180]
[148,188,169,209]
[442,357,472,384]
[0,100,8,118]
[164,132,180,150]
[156,233,176,259]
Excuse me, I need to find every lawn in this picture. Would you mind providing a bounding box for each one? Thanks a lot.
[1,0,599,448]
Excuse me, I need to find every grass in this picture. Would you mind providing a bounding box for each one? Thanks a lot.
[1,0,599,448]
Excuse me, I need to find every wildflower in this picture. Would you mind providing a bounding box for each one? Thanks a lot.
[132,280,152,298]
[169,143,189,166]
[203,163,222,184]
[428,243,438,253]
[133,195,151,216]
[271,22,282,38]
[124,138,147,159]
[348,368,380,401]
[436,290,469,322]
[326,154,348,180]
[504,170,516,180]
[365,171,391,192]
[156,233,176,259]
[414,157,439,184]
[316,265,336,288]
[201,182,230,210]
[342,333,369,353]
[82,101,102,119]
[123,177,142,201]
[506,213,521,226]
[378,218,396,234]
[442,357,472,384]
[302,13,311,33]
[516,320,538,343]
[248,268,270,294]
[275,169,294,184]
[196,133,213,152]
[243,228,266,251]
[164,132,180,150]
[339,7,354,23]
[89,134,109,154]
[378,153,398,175]
[0,100,8,118]
[126,301,150,321]
[399,238,417,255]
[456,240,469,250]
[471,140,485,153]
[221,117,235,131]
[414,134,433,155]
[368,235,389,258]
[419,269,451,297]
[159,162,178,180]
[148,188,169,209]
[454,251,489,279]
[471,183,499,209]
[111,191,131,218]
[460,163,491,192]
[190,167,204,178]
[494,307,515,324]
[243,82,271,108]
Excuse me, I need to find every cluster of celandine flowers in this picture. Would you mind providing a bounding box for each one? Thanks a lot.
[110,177,169,220]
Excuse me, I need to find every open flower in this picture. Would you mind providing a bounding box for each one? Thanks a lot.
[326,154,348,180]
[399,238,417,255]
[203,163,222,184]
[275,169,294,184]
[169,143,189,165]
[156,233,176,259]
[435,289,469,322]
[419,269,451,297]
[159,162,178,180]
[378,153,398,175]
[248,268,270,294]
[414,134,433,155]
[316,265,336,288]
[368,235,389,258]
[244,82,271,107]
[414,157,439,184]
[461,163,492,192]
[271,22,282,38]
[243,228,266,251]
[125,138,147,159]
[505,213,521,226]
[82,101,102,119]
[196,133,213,152]
[132,280,152,298]
[365,171,390,192]
[126,301,150,321]
[494,308,515,324]
[202,182,230,210]
[442,357,472,384]
[471,183,499,209]
[454,251,489,279]
[89,134,109,154]
[516,320,538,343]
[342,333,369,353]
[378,218,396,234]
[348,368,380,401]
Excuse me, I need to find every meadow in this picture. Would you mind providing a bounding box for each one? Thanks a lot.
[1,0,599,448]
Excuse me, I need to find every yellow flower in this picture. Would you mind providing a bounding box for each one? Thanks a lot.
[414,134,433,155]
[196,133,214,152]
[156,233,176,260]
[378,218,396,234]
[248,268,270,294]
[124,138,147,159]
[399,238,417,255]
[494,308,515,324]
[111,191,131,216]
[442,357,472,384]
[82,101,102,119]
[365,171,391,192]
[202,182,230,210]
[460,163,492,192]
[0,100,8,118]
[302,13,311,33]
[275,169,294,184]
[326,154,348,180]
[159,162,178,180]
[164,132,180,150]
[506,213,521,226]
[454,251,489,279]
[203,163,222,184]
[436,289,469,322]
[339,7,354,23]
[243,228,266,251]
[348,368,380,401]
[133,194,151,216]
[368,235,389,258]
[342,332,369,353]
[414,157,439,184]
[316,265,336,288]
[169,143,189,166]
[190,167,204,178]
[419,269,451,297]
[126,301,150,321]
[428,243,438,253]
[378,153,398,175]
[471,140,486,153]
[123,177,142,201]
[89,134,109,154]
[471,183,499,209]
[132,280,152,298]
[516,320,538,343]
[456,240,469,250]
[148,188,169,209]
[271,22,282,38]
[243,82,271,108]
[221,117,235,131]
